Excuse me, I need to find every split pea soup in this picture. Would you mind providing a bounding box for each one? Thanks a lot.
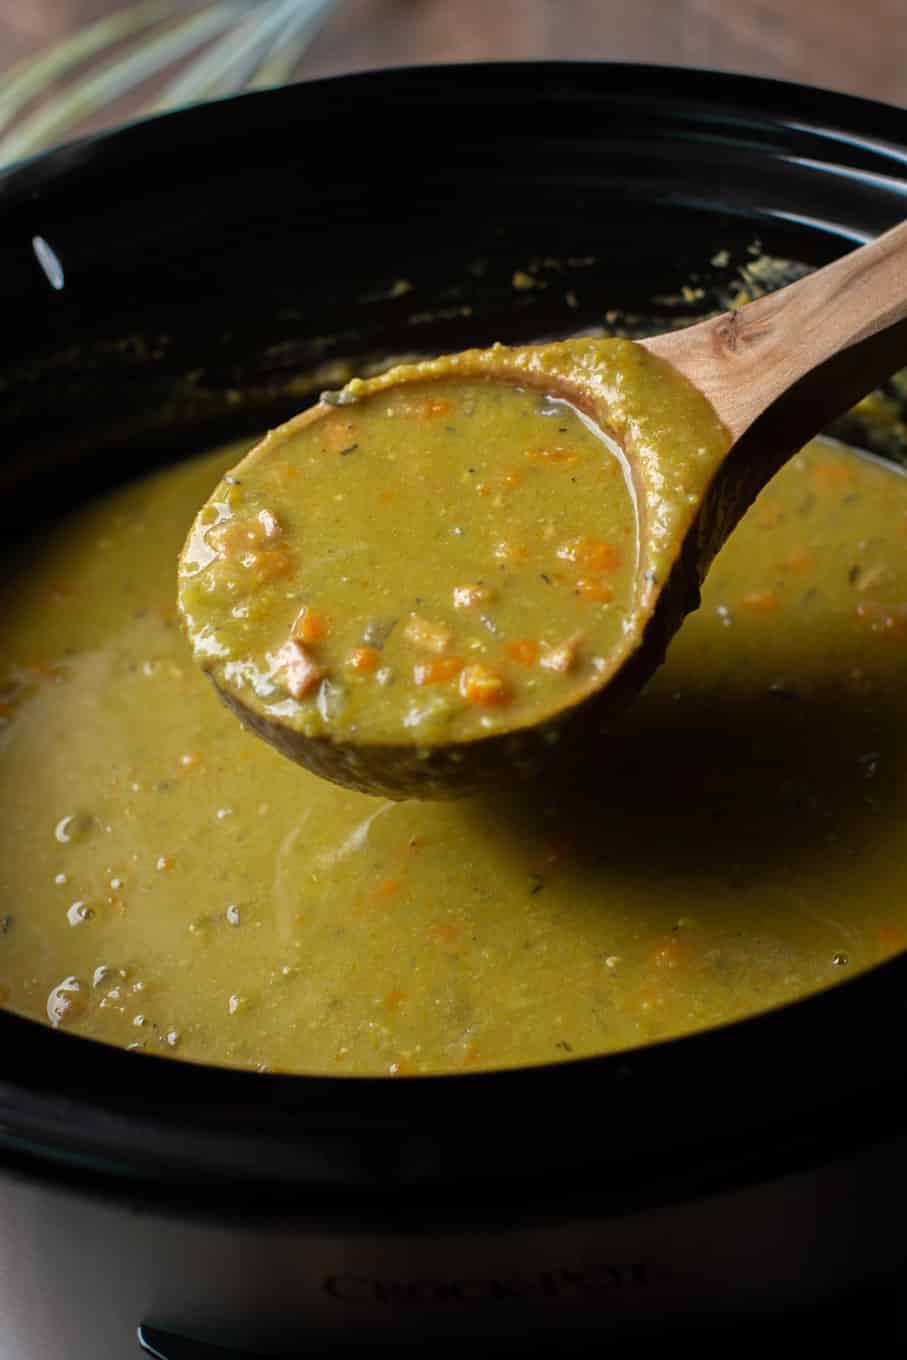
[178,377,641,748]
[1,433,906,1074]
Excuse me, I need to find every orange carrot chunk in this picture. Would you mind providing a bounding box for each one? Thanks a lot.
[414,657,463,685]
[740,590,780,614]
[459,663,511,705]
[375,879,402,899]
[783,549,815,574]
[292,606,330,644]
[813,461,854,488]
[506,639,540,667]
[346,646,381,674]
[576,577,614,602]
[557,537,621,570]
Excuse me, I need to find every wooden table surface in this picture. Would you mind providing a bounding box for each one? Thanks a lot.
[3,0,905,154]
[303,0,907,107]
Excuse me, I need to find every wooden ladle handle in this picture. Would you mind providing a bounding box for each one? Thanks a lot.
[644,218,907,442]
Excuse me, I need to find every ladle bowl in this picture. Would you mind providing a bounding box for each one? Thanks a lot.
[180,219,907,799]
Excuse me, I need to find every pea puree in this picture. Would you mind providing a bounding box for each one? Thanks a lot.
[1,434,905,1074]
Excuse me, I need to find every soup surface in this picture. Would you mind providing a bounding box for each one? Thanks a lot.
[0,435,905,1073]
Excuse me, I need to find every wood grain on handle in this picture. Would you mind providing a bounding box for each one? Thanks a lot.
[643,218,907,442]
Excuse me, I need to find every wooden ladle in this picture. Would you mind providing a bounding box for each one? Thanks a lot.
[181,219,907,799]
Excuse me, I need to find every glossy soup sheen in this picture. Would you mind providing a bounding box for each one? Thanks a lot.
[0,434,905,1074]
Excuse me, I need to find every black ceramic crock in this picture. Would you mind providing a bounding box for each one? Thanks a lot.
[2,64,907,1358]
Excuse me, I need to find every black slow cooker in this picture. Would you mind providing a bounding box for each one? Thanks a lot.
[2,64,907,1357]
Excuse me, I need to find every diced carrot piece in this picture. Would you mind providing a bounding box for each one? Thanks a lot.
[740,590,779,613]
[459,663,510,705]
[414,657,463,685]
[576,577,614,602]
[506,639,540,667]
[274,639,324,698]
[557,537,621,570]
[346,646,381,673]
[385,990,406,1010]
[403,615,452,653]
[580,539,621,571]
[813,462,854,488]
[292,606,330,644]
[783,550,815,574]
[375,879,402,899]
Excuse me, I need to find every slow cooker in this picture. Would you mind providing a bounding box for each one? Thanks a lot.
[2,63,907,1357]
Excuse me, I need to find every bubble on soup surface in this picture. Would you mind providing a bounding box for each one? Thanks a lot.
[47,977,88,1026]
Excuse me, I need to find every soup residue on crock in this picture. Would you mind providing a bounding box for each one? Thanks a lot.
[0,433,904,1073]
